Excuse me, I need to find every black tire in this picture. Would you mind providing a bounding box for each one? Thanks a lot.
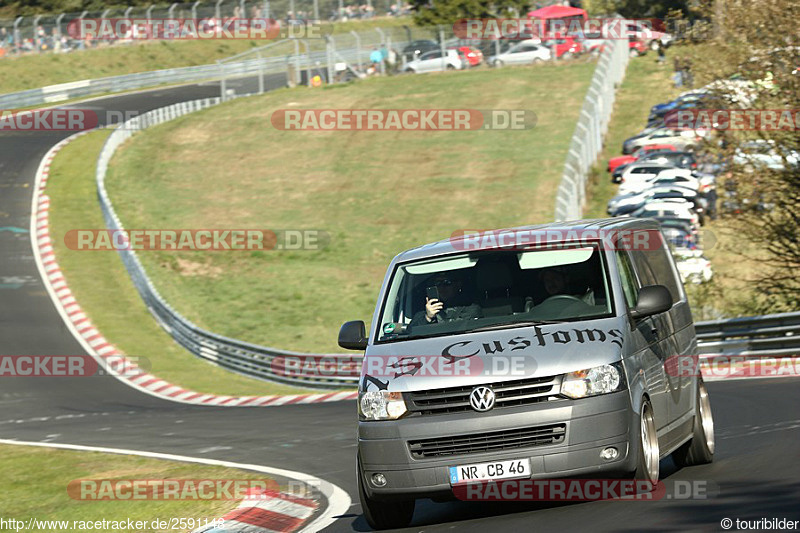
[561,51,573,60]
[633,400,659,490]
[673,376,715,466]
[357,458,415,530]
[629,49,640,58]
[446,64,455,70]
[493,59,504,67]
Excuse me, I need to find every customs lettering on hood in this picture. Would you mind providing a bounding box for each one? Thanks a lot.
[441,326,622,363]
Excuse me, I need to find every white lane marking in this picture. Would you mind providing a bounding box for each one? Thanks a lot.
[0,439,351,533]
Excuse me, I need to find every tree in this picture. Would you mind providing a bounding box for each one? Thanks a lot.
[410,0,531,27]
[686,0,800,311]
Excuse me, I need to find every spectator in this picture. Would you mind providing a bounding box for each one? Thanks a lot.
[673,56,685,87]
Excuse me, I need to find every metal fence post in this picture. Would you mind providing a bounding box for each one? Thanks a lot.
[326,35,334,83]
[313,0,320,21]
[257,51,265,93]
[33,15,42,52]
[218,60,227,100]
[13,17,23,55]
[438,26,445,72]
[375,27,385,74]
[215,0,224,20]
[169,3,179,18]
[350,30,362,69]
[192,1,200,20]
[147,5,154,21]
[55,13,65,39]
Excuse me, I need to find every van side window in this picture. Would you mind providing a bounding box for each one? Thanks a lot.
[633,233,684,302]
[616,250,638,309]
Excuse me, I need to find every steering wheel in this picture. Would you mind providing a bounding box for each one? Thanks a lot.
[542,294,584,304]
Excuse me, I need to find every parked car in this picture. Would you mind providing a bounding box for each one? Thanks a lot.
[401,40,440,62]
[608,186,702,217]
[629,38,648,57]
[455,46,483,67]
[404,49,463,73]
[618,162,677,190]
[638,150,697,170]
[732,140,800,171]
[340,219,714,530]
[661,226,697,249]
[608,144,678,176]
[631,199,700,226]
[489,39,551,66]
[619,169,701,196]
[649,92,710,120]
[622,128,703,154]
[548,35,584,58]
[675,253,713,284]
[625,20,674,50]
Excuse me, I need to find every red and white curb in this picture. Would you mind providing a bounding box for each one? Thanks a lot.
[0,439,350,533]
[31,130,357,407]
[195,489,319,533]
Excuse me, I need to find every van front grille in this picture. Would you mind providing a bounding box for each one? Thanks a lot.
[408,423,566,458]
[405,375,562,415]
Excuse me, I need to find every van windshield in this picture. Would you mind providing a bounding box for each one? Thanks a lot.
[376,244,614,342]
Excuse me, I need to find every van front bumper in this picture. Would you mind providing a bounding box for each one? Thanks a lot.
[358,390,636,501]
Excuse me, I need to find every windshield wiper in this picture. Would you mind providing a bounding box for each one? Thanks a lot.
[464,320,564,333]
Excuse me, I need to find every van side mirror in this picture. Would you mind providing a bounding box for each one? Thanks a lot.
[338,320,368,350]
[630,285,673,320]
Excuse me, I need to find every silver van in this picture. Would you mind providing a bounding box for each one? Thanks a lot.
[338,219,715,529]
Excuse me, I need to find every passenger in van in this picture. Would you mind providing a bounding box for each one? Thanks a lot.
[539,267,595,305]
[410,273,482,325]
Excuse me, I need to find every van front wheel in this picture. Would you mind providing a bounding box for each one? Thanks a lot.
[673,376,715,466]
[633,400,659,490]
[358,458,415,530]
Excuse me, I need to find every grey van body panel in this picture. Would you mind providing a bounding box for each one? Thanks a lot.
[361,317,626,393]
[359,391,639,501]
[357,218,701,501]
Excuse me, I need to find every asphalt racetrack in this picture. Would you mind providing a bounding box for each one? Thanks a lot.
[1,76,799,532]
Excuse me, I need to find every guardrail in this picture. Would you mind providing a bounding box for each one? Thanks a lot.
[695,312,800,358]
[96,96,362,389]
[96,98,797,388]
[88,36,796,389]
[553,37,629,221]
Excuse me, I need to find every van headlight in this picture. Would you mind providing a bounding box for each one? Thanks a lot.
[359,391,408,421]
[560,362,626,399]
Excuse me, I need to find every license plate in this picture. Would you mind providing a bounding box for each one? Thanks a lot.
[449,458,531,484]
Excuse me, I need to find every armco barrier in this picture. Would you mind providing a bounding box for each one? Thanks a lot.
[96,100,797,387]
[96,97,362,389]
[695,311,800,358]
[0,49,297,110]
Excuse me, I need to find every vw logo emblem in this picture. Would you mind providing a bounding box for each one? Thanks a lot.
[469,386,496,412]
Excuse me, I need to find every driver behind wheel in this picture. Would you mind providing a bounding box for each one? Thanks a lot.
[539,267,595,305]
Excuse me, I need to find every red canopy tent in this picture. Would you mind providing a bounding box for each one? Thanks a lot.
[526,4,588,37]
[527,5,588,20]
